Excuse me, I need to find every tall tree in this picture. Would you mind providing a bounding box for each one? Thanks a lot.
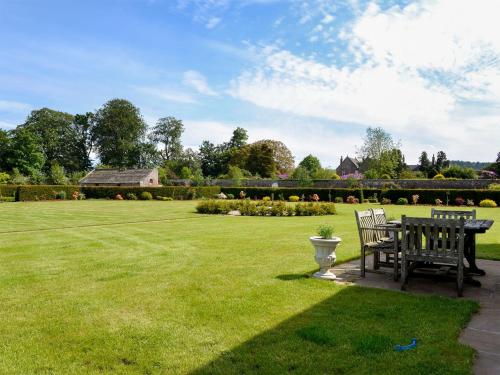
[72,112,96,171]
[418,151,431,175]
[19,108,82,172]
[298,154,321,176]
[435,151,449,171]
[150,116,184,161]
[93,99,147,168]
[6,127,45,176]
[245,142,275,178]
[228,127,248,149]
[0,129,10,171]
[357,127,401,177]
[248,140,294,174]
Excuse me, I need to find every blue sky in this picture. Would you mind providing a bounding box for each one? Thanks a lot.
[1,0,499,166]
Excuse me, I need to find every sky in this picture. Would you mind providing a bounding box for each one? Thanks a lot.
[1,0,499,167]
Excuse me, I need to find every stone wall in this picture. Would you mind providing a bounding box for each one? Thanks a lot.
[166,178,500,189]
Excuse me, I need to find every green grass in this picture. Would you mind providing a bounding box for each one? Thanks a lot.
[0,201,497,374]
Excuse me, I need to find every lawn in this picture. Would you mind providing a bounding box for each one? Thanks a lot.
[0,200,497,374]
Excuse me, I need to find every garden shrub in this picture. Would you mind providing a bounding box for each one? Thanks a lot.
[381,198,391,205]
[466,199,474,206]
[433,174,445,180]
[55,191,67,200]
[262,196,271,202]
[196,200,336,216]
[17,185,78,201]
[155,196,173,201]
[140,191,153,200]
[126,193,138,200]
[396,197,408,205]
[226,193,234,199]
[80,186,220,200]
[489,183,500,190]
[346,196,359,204]
[289,195,300,202]
[334,197,343,203]
[455,196,465,206]
[479,199,497,207]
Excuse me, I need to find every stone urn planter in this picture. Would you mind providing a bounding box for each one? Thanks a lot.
[309,236,342,280]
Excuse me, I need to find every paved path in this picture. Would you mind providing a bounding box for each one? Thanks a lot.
[333,256,500,374]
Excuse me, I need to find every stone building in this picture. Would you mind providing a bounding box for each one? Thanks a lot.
[335,156,361,176]
[79,168,159,187]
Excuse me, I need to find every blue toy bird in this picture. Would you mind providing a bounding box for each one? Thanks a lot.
[395,338,417,351]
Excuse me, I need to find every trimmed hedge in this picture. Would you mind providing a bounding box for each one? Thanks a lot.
[221,187,500,206]
[380,189,500,206]
[0,185,20,199]
[81,186,220,200]
[17,185,80,201]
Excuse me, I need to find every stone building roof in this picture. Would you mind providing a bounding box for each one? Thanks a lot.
[80,168,156,184]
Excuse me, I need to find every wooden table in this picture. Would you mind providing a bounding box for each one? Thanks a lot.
[386,219,494,276]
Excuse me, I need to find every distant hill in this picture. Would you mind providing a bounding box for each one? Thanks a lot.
[449,160,491,170]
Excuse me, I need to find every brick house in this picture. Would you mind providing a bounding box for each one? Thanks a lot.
[79,168,159,187]
[336,156,361,176]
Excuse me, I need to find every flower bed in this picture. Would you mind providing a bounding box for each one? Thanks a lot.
[196,200,336,216]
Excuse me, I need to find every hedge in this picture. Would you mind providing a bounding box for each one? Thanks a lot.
[81,186,220,200]
[221,187,500,205]
[17,185,80,201]
[15,185,221,201]
[0,185,20,199]
[380,189,500,206]
[221,187,380,202]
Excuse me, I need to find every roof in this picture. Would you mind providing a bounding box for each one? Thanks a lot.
[343,156,360,168]
[80,168,156,184]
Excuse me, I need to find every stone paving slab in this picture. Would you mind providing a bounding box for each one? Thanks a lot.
[332,255,500,374]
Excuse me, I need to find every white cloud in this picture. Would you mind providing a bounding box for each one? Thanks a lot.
[230,0,500,161]
[206,17,221,29]
[183,70,217,96]
[135,86,196,104]
[0,100,31,112]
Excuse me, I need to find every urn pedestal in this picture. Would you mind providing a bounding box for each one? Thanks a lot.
[309,236,342,280]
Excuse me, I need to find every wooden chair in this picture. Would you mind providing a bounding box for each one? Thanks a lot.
[355,210,399,281]
[431,208,476,220]
[400,216,465,297]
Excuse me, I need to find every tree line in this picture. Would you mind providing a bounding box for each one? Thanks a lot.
[0,99,498,185]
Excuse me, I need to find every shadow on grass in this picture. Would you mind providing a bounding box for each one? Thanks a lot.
[190,286,478,375]
[275,273,312,281]
[476,243,500,261]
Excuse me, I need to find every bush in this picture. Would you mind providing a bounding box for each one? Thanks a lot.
[262,196,271,202]
[140,191,153,200]
[55,191,66,200]
[466,199,474,206]
[380,174,392,180]
[455,196,465,206]
[126,193,138,200]
[433,174,445,180]
[489,183,500,190]
[331,173,340,180]
[346,196,359,204]
[289,195,300,202]
[334,197,343,203]
[155,196,173,201]
[442,166,476,179]
[479,199,497,207]
[317,225,334,239]
[115,194,124,200]
[435,198,443,206]
[196,200,336,216]
[381,198,391,205]
[226,193,235,199]
[81,186,220,200]
[396,197,408,205]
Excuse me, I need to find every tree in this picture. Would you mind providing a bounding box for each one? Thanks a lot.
[93,99,147,168]
[245,142,275,178]
[418,151,431,176]
[251,140,294,174]
[199,140,226,177]
[312,167,337,179]
[72,112,96,171]
[180,166,192,179]
[19,108,90,173]
[357,127,401,177]
[442,165,476,179]
[298,154,321,176]
[435,151,449,171]
[228,127,248,149]
[150,117,184,161]
[292,166,313,186]
[6,127,45,176]
[0,129,10,171]
[49,163,68,185]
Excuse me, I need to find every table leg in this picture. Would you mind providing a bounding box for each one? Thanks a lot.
[465,233,485,276]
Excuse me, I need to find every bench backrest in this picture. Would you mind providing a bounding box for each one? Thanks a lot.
[370,208,387,241]
[401,216,465,262]
[355,210,377,246]
[431,208,476,220]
